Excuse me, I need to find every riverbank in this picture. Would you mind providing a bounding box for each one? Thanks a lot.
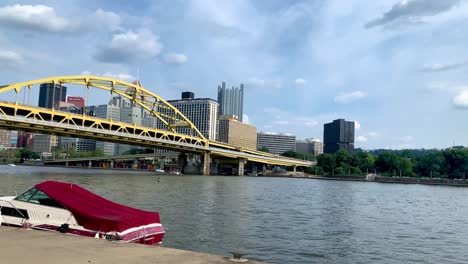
[266,171,468,187]
[0,227,263,264]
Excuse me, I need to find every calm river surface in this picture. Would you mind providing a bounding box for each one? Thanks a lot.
[1,165,468,263]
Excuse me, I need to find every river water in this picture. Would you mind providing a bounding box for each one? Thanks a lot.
[1,165,468,264]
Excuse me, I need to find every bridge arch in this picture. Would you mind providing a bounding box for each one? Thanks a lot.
[0,75,207,143]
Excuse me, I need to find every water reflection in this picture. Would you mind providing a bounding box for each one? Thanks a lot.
[2,165,468,263]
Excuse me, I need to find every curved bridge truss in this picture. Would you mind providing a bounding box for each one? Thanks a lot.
[0,75,313,167]
[0,75,207,146]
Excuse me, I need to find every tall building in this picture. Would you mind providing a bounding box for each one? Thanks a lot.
[296,138,323,155]
[162,92,219,141]
[323,119,355,154]
[217,82,244,122]
[17,131,33,148]
[60,138,96,152]
[257,132,296,155]
[32,134,58,153]
[67,96,85,109]
[95,105,121,155]
[38,83,67,109]
[182,91,194,100]
[0,129,11,149]
[218,115,257,149]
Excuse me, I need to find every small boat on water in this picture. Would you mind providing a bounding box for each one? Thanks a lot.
[7,164,16,166]
[0,181,165,245]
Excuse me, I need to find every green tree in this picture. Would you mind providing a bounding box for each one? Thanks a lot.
[317,153,336,174]
[352,151,375,173]
[375,151,399,175]
[442,149,468,178]
[396,157,414,177]
[335,149,351,168]
[258,146,270,153]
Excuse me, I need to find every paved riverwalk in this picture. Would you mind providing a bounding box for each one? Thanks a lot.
[0,227,262,264]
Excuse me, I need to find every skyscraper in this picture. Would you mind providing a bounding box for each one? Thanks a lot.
[219,115,257,149]
[38,83,67,109]
[160,92,219,141]
[217,82,244,122]
[323,119,355,154]
[257,132,296,155]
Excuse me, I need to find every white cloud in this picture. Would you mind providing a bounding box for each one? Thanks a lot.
[355,121,361,130]
[247,77,265,87]
[164,53,188,64]
[242,114,249,124]
[421,62,467,72]
[365,0,462,29]
[80,71,135,82]
[356,135,368,142]
[334,91,368,103]
[0,50,24,67]
[91,9,122,31]
[0,5,122,33]
[295,78,306,85]
[0,4,73,33]
[368,132,379,137]
[453,90,468,108]
[399,135,414,142]
[94,29,162,64]
[272,120,289,125]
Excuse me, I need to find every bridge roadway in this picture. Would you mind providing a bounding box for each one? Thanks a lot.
[0,102,314,174]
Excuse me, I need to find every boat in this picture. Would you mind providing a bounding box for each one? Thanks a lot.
[7,164,16,166]
[155,168,165,173]
[0,181,165,245]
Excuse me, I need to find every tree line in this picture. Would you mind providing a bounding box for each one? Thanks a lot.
[293,148,468,179]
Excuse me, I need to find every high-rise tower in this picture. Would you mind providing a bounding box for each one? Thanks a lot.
[323,119,355,154]
[38,83,67,109]
[217,82,244,122]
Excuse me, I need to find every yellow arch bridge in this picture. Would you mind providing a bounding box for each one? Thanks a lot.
[0,75,313,175]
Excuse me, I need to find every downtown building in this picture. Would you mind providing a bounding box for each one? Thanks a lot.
[257,132,296,155]
[163,93,219,141]
[218,115,257,149]
[217,82,244,122]
[323,119,355,154]
[95,104,121,155]
[296,138,323,155]
[38,83,67,109]
[0,129,11,149]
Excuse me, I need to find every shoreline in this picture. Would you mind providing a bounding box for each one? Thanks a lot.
[0,227,264,264]
[262,172,468,187]
[5,163,468,187]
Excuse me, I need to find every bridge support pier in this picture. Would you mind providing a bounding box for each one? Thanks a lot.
[133,159,139,169]
[110,160,114,168]
[88,160,92,168]
[293,166,296,173]
[238,158,245,176]
[65,161,69,167]
[202,152,211,176]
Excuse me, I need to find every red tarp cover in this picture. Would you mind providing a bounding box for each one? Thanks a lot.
[35,181,160,232]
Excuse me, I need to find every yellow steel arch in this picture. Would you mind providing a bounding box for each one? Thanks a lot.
[0,75,207,142]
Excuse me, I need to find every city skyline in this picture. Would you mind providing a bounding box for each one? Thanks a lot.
[1,1,468,149]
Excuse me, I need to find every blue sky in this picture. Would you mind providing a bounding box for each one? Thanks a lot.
[1,0,468,149]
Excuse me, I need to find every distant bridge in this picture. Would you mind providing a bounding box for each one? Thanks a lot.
[0,76,313,175]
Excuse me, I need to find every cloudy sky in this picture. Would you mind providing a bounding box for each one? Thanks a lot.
[1,0,468,149]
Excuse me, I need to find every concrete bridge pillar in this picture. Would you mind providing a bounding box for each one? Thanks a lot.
[178,153,187,174]
[88,160,92,168]
[133,159,139,169]
[65,161,69,167]
[110,160,114,168]
[293,166,296,173]
[202,152,211,176]
[238,158,245,176]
